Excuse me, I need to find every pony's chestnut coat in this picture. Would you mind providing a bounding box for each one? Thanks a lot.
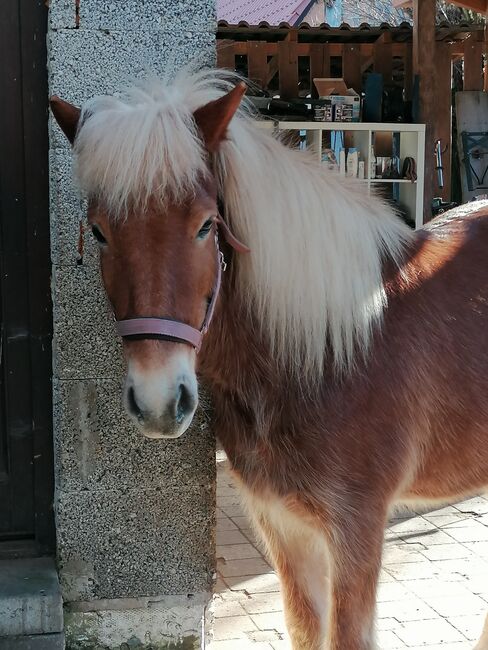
[51,70,488,650]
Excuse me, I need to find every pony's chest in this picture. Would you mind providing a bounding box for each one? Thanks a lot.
[209,378,348,492]
[218,434,276,488]
[216,424,312,496]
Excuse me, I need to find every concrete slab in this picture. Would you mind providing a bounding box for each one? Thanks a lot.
[0,558,63,637]
[0,633,65,650]
[64,593,209,649]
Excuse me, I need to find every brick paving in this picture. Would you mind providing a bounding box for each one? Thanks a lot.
[210,450,488,649]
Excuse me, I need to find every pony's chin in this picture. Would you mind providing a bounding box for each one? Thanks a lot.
[141,429,185,440]
[138,417,193,440]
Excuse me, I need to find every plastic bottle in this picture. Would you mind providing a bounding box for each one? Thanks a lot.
[347,148,359,177]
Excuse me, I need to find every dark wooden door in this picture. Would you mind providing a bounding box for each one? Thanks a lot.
[0,0,54,557]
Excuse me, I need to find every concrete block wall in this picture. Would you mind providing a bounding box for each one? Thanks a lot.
[48,2,216,648]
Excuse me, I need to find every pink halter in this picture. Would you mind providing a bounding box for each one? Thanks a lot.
[115,217,249,351]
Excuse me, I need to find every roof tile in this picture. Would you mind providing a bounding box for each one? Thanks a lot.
[217,0,314,26]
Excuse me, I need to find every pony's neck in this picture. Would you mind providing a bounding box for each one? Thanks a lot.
[199,276,294,449]
[200,273,275,389]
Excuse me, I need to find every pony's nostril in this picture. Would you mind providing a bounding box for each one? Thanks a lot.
[175,382,196,423]
[128,386,144,421]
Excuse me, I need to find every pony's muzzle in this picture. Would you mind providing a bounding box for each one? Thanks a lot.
[124,353,198,439]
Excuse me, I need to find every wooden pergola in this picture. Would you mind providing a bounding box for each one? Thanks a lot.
[218,1,487,219]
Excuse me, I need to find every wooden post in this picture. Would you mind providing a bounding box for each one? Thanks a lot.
[485,23,488,92]
[248,42,268,90]
[433,42,453,202]
[464,32,484,91]
[217,40,235,70]
[403,43,413,101]
[278,31,298,100]
[373,32,393,86]
[310,43,330,98]
[343,44,362,94]
[413,0,436,222]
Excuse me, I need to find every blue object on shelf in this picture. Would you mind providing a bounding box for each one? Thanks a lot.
[363,73,383,123]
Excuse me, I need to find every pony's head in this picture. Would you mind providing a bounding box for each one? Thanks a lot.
[50,80,246,439]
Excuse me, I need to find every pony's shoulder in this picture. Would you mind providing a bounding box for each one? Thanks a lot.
[395,200,488,288]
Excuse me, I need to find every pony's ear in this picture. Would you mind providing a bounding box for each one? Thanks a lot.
[50,96,81,144]
[193,82,246,153]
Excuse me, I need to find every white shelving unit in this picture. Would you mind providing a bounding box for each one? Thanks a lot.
[257,121,426,229]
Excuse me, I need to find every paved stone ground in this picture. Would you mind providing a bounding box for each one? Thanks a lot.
[210,450,488,650]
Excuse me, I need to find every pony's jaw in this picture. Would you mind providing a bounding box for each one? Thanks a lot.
[124,350,199,439]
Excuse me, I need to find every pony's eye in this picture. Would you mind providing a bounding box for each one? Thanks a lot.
[91,225,107,245]
[197,219,214,239]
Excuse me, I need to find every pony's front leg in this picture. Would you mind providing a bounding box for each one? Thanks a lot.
[474,612,488,649]
[251,507,329,650]
[326,518,385,650]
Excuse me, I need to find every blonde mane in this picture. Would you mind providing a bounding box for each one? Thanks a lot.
[74,68,413,375]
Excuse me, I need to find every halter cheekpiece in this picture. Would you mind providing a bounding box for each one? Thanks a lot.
[114,217,249,352]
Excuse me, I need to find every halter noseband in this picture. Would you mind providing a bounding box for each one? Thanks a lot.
[114,217,249,352]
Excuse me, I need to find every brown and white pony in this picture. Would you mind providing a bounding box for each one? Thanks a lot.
[51,69,488,650]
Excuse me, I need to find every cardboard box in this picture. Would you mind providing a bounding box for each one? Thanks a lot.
[313,78,349,96]
[329,95,360,122]
[313,78,361,122]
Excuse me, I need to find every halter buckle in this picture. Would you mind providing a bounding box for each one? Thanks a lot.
[219,251,227,272]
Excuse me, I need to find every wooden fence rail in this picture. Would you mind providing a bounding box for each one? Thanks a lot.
[218,39,415,98]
